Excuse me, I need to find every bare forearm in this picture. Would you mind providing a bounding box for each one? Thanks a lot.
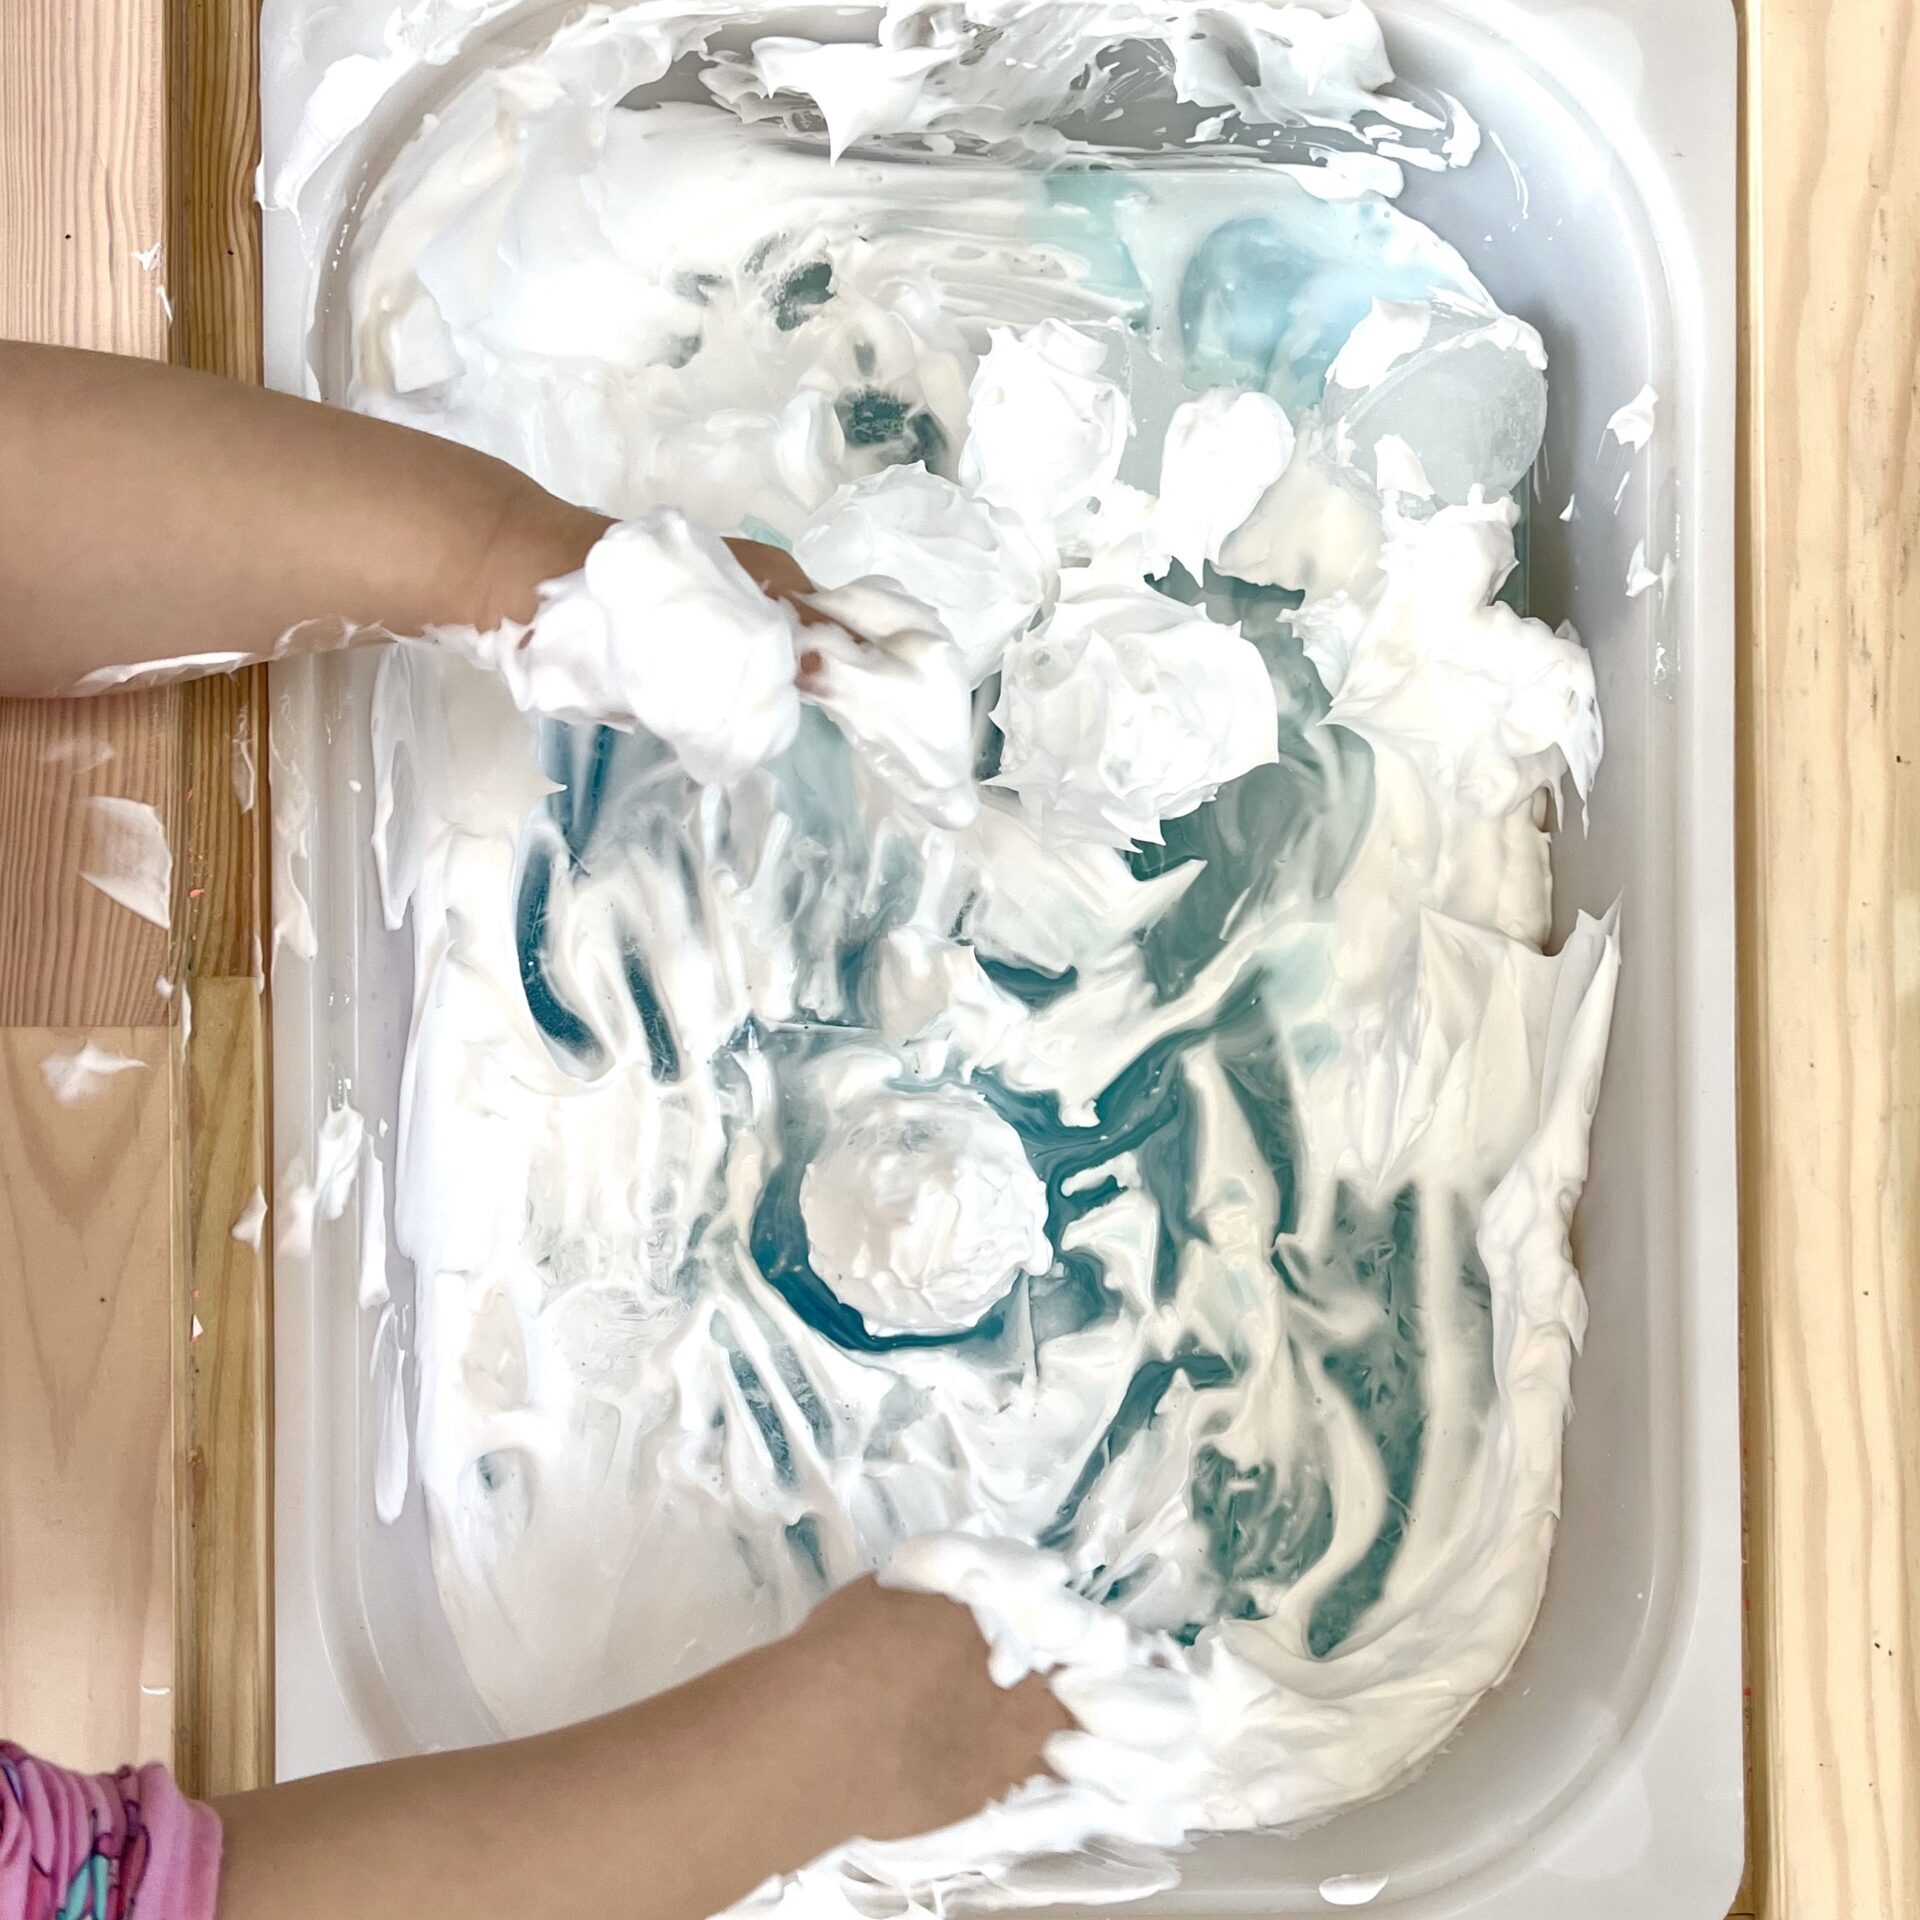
[213,1641,832,1920]
[211,1582,1067,1920]
[0,342,608,695]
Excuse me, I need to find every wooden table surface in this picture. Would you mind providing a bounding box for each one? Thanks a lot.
[2,0,1917,1911]
[1739,1,1920,1913]
[0,0,271,1798]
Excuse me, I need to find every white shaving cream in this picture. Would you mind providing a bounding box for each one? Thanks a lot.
[269,4,1617,1913]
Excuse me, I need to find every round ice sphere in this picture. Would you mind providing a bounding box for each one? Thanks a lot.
[800,1085,1051,1337]
[1324,299,1549,507]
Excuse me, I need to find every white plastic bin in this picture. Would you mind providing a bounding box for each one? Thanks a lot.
[265,2,1741,1913]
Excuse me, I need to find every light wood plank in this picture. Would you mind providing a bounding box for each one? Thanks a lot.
[3,0,272,1794]
[0,0,182,1782]
[0,0,168,353]
[0,694,183,1027]
[1741,0,1920,1915]
[0,1029,178,1768]
[0,0,182,1028]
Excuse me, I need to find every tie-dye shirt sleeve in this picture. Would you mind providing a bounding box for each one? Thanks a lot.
[0,1743,221,1920]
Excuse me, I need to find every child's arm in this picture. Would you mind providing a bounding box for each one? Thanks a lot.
[212,1579,1068,1920]
[0,342,812,696]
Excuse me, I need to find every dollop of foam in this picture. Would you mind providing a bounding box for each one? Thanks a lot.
[960,321,1131,534]
[440,517,990,822]
[801,578,982,827]
[442,511,804,786]
[39,1042,148,1105]
[1302,498,1603,818]
[1606,383,1659,451]
[1155,390,1297,579]
[796,464,1051,683]
[800,1085,1052,1336]
[872,927,1029,1078]
[991,582,1281,846]
[1326,298,1433,392]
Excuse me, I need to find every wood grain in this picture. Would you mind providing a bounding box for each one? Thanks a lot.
[1740,0,1920,1916]
[0,0,272,1791]
[167,0,262,387]
[168,0,276,1797]
[179,666,268,982]
[0,1030,178,1769]
[0,0,186,1781]
[0,0,182,1028]
[174,980,272,1798]
[0,0,168,352]
[0,694,184,1027]
[169,0,269,990]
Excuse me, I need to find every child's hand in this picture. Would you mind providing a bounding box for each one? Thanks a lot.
[780,1575,1073,1844]
[725,536,857,692]
[724,537,826,619]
